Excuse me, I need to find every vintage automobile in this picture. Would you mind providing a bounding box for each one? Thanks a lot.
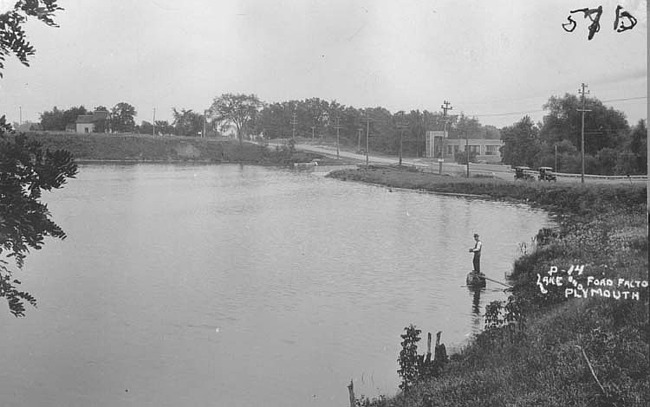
[514,166,535,181]
[538,167,557,182]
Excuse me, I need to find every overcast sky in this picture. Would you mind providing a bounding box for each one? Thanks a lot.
[0,0,647,128]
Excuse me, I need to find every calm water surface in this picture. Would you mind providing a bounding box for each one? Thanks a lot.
[0,164,552,407]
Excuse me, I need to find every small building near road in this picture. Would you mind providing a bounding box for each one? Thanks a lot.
[426,131,503,163]
[75,109,110,133]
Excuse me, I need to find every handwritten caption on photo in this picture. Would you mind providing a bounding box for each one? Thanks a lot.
[562,5,638,40]
[536,265,648,301]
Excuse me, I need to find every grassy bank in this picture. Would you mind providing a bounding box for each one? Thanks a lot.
[328,167,648,407]
[21,131,330,165]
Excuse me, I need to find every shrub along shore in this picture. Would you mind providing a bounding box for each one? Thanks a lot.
[327,166,648,407]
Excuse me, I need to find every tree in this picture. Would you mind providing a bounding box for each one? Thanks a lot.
[1,122,77,316]
[1,1,77,317]
[0,0,62,76]
[626,119,647,174]
[39,106,66,130]
[39,105,88,131]
[300,97,330,138]
[209,93,262,144]
[172,108,203,137]
[404,110,429,157]
[93,106,109,133]
[253,101,293,139]
[364,106,393,153]
[154,120,174,135]
[138,121,154,135]
[500,115,541,166]
[449,113,482,139]
[110,102,136,133]
[540,94,629,155]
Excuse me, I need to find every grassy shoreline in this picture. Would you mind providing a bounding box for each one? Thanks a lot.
[20,131,346,165]
[327,167,648,407]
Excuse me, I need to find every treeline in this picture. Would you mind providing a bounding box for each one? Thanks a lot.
[27,93,647,175]
[27,97,500,157]
[502,94,647,175]
[27,103,205,138]
[249,98,500,158]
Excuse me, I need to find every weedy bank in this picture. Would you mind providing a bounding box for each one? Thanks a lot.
[21,132,328,165]
[328,167,648,407]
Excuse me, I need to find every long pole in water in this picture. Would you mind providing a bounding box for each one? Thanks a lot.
[483,276,512,288]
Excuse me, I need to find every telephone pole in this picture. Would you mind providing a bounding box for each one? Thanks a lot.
[203,110,208,138]
[365,111,371,167]
[290,110,297,140]
[577,83,591,184]
[152,108,156,136]
[357,128,362,151]
[440,100,453,175]
[466,132,470,178]
[396,121,408,166]
[334,116,342,159]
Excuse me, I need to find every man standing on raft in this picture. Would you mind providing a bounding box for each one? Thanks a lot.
[469,233,482,273]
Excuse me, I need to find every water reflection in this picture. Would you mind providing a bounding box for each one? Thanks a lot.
[468,286,485,334]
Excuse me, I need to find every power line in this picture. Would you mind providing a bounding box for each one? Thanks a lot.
[599,96,647,103]
[461,95,646,119]
[471,109,546,118]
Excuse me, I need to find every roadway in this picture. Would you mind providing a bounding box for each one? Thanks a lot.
[266,141,647,184]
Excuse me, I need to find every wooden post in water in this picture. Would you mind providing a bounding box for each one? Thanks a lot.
[434,331,447,366]
[347,380,355,407]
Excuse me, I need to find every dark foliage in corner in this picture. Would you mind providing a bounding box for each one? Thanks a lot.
[0,117,77,316]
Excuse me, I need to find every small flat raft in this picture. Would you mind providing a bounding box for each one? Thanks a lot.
[466,272,486,288]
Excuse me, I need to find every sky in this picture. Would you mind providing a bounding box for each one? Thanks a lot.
[0,0,647,128]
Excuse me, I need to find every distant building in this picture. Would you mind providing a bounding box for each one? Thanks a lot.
[75,110,110,133]
[425,131,503,163]
[221,124,238,138]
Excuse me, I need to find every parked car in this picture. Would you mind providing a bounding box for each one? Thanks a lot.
[538,167,557,182]
[514,166,535,181]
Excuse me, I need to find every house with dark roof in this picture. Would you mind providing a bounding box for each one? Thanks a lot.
[75,110,110,133]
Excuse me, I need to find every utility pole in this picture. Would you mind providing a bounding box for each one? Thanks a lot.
[19,106,22,126]
[554,144,558,172]
[291,110,297,140]
[152,108,156,136]
[334,116,342,159]
[396,121,408,166]
[357,128,362,151]
[203,110,207,138]
[365,111,370,167]
[440,100,453,175]
[466,132,470,178]
[577,83,591,184]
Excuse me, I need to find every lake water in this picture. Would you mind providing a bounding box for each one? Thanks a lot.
[0,164,552,407]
